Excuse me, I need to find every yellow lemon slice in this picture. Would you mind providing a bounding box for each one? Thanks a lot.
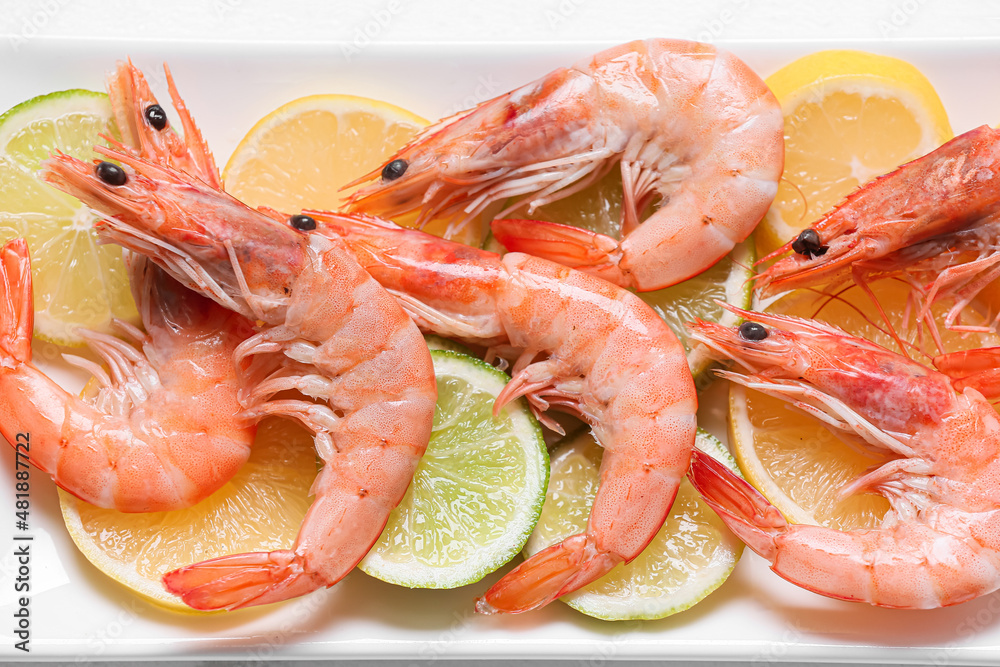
[59,417,315,612]
[223,93,426,214]
[758,50,953,256]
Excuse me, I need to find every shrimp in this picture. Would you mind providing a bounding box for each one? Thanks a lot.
[687,306,1000,608]
[0,237,254,512]
[0,60,258,512]
[40,148,437,611]
[344,38,784,292]
[297,211,697,614]
[755,125,1000,335]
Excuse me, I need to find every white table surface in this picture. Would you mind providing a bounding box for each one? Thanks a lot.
[2,1,1000,665]
[1,0,999,43]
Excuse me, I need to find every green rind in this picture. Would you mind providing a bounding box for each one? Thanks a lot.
[359,349,548,589]
[690,237,756,391]
[0,88,137,346]
[423,333,474,356]
[0,89,110,147]
[637,237,755,392]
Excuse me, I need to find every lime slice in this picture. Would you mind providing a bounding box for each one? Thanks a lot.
[0,89,138,345]
[360,349,548,588]
[424,333,473,355]
[523,429,743,620]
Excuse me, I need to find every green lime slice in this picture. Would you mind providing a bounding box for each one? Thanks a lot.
[523,429,744,620]
[423,333,473,356]
[359,349,548,588]
[0,89,137,345]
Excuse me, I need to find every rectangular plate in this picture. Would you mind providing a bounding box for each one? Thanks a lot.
[3,37,1000,663]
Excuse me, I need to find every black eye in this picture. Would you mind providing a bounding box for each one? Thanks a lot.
[738,321,768,341]
[144,104,168,131]
[791,228,827,257]
[381,159,408,181]
[95,161,127,186]
[289,214,316,231]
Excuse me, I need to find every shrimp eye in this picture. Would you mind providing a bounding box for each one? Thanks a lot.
[791,229,827,257]
[738,321,768,341]
[95,161,127,186]
[289,214,317,231]
[144,104,168,131]
[381,159,408,181]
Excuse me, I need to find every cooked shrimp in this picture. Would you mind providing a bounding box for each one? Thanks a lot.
[755,125,1000,334]
[41,146,437,611]
[104,59,221,189]
[0,237,254,512]
[0,60,257,512]
[687,306,1000,608]
[299,211,697,614]
[344,38,783,291]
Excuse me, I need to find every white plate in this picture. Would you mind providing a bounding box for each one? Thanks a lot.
[4,38,1000,663]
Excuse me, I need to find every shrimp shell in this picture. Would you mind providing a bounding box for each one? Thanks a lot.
[346,38,783,292]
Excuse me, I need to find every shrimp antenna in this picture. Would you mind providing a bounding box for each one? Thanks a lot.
[779,176,810,226]
[803,284,926,361]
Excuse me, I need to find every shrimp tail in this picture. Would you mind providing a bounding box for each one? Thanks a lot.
[475,534,619,614]
[0,238,33,365]
[934,347,1000,398]
[163,550,323,611]
[686,449,784,561]
[490,219,626,284]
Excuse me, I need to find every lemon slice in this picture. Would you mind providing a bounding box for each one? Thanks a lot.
[758,50,953,256]
[59,417,315,612]
[523,429,742,620]
[359,349,548,588]
[223,93,426,211]
[524,168,754,385]
[729,281,1000,530]
[0,89,138,345]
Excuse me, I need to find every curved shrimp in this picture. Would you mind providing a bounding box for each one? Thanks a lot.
[687,307,1000,608]
[0,60,257,512]
[0,237,253,513]
[755,125,1000,335]
[40,147,437,610]
[344,38,783,292]
[296,211,697,614]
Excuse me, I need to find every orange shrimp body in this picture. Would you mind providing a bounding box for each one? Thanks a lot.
[346,39,783,291]
[0,238,254,513]
[688,307,1000,608]
[305,212,697,614]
